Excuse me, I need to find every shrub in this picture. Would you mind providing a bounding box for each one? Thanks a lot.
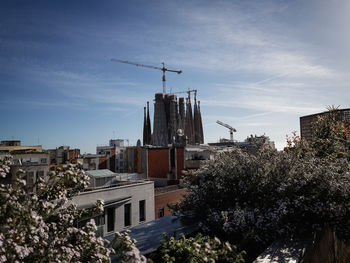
[0,156,113,262]
[150,233,245,263]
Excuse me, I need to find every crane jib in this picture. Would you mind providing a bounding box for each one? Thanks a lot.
[111,58,182,93]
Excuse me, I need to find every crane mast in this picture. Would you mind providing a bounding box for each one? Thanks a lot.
[111,58,182,94]
[216,120,237,141]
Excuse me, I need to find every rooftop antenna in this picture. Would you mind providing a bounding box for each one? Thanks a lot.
[111,58,182,94]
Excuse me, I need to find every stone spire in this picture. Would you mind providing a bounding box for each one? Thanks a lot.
[193,94,200,144]
[143,106,147,145]
[146,101,152,144]
[185,95,195,145]
[198,101,204,144]
[151,93,168,146]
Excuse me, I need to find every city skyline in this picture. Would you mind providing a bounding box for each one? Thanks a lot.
[1,0,349,153]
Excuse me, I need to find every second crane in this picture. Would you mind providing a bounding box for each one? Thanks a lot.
[216,120,237,141]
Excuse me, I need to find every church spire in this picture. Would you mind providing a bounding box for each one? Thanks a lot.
[147,101,152,144]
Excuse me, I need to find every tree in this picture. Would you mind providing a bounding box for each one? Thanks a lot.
[150,233,245,263]
[244,134,269,150]
[174,146,350,257]
[0,156,113,262]
[310,108,350,160]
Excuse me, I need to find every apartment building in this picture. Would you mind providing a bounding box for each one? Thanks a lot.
[71,180,155,237]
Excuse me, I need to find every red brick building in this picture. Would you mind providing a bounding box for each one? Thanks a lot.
[144,146,184,183]
[154,185,188,219]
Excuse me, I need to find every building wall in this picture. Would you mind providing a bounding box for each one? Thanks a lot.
[154,188,188,219]
[10,152,50,186]
[176,148,184,179]
[48,146,80,165]
[126,147,142,173]
[0,145,42,152]
[98,155,108,170]
[96,146,117,172]
[71,181,155,236]
[68,149,80,162]
[82,156,100,170]
[147,148,169,179]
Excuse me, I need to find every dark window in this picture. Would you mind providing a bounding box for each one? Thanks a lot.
[124,203,131,227]
[37,171,44,181]
[139,200,145,222]
[107,207,114,232]
[170,148,175,168]
[27,172,35,187]
[158,207,164,218]
[41,158,47,164]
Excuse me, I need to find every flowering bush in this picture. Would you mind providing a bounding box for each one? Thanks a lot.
[111,230,147,263]
[0,156,113,262]
[150,233,245,263]
[175,146,350,253]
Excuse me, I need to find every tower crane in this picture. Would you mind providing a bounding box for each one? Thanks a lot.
[111,58,182,94]
[216,120,237,141]
[171,89,197,100]
[172,89,197,96]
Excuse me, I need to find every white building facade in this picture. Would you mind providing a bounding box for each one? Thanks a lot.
[71,180,155,237]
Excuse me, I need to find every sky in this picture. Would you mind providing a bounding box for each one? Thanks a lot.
[0,0,349,153]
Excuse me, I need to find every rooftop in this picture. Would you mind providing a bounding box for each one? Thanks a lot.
[86,169,116,178]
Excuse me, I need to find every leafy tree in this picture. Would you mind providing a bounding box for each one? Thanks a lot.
[0,156,113,262]
[310,108,350,160]
[244,134,269,150]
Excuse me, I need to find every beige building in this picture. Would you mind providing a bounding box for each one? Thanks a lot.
[0,140,49,186]
[0,140,42,152]
[8,151,50,187]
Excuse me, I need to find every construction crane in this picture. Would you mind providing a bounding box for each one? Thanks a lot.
[216,120,237,141]
[172,89,197,100]
[172,89,197,96]
[111,58,182,94]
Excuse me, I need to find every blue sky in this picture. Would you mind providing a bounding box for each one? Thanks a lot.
[0,0,349,153]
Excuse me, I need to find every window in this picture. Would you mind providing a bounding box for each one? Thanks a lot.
[107,207,115,232]
[119,153,124,159]
[37,171,44,181]
[41,158,47,164]
[13,159,19,165]
[31,157,39,164]
[158,207,164,218]
[27,172,35,187]
[124,203,131,227]
[139,200,145,222]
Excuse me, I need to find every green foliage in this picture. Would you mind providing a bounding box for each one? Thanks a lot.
[244,134,269,150]
[151,233,245,263]
[310,109,350,160]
